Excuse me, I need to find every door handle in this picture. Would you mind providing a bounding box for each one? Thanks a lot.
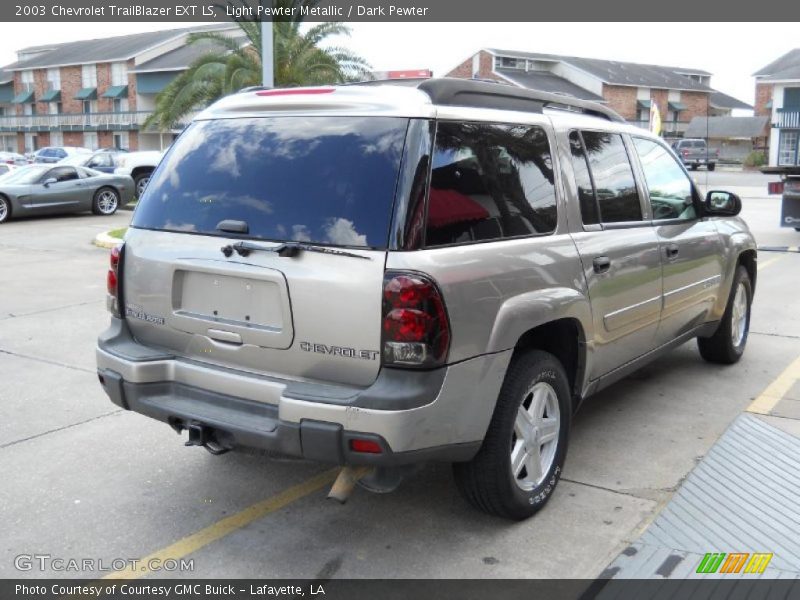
[665,244,680,259]
[593,256,611,273]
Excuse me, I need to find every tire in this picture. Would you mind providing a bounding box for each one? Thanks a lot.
[134,172,151,198]
[0,195,10,223]
[697,265,752,364]
[453,350,571,520]
[690,164,698,171]
[92,187,120,216]
[708,163,717,171]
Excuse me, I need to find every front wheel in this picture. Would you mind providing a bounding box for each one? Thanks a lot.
[453,350,571,520]
[92,187,120,216]
[698,265,752,364]
[708,163,717,171]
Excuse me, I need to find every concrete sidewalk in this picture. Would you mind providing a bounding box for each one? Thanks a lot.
[601,355,800,580]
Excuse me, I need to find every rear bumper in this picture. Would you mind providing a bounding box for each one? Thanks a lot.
[96,318,511,466]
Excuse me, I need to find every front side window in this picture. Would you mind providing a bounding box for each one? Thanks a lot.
[46,166,78,182]
[633,137,697,220]
[425,121,557,247]
[133,116,408,249]
[577,131,642,223]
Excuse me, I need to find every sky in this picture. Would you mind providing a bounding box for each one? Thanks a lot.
[0,21,796,106]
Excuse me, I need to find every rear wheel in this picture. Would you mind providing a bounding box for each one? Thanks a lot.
[698,265,752,364]
[134,172,151,198]
[690,164,698,171]
[708,163,717,171]
[453,350,571,520]
[0,195,10,223]
[92,187,119,216]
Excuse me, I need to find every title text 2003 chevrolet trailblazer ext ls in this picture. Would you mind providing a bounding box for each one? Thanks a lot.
[96,79,756,520]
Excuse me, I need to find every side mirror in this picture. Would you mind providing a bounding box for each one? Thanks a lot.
[42,177,57,187]
[704,190,741,216]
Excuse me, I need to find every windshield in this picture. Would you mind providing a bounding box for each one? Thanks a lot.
[1,165,50,184]
[132,116,409,249]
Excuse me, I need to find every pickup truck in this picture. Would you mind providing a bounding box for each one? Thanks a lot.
[113,150,163,198]
[672,138,718,171]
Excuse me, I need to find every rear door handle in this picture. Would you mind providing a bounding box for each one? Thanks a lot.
[593,256,611,273]
[665,244,680,259]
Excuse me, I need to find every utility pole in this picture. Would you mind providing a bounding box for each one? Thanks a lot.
[261,15,274,88]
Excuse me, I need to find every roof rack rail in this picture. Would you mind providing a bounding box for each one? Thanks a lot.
[416,78,625,123]
[350,77,624,123]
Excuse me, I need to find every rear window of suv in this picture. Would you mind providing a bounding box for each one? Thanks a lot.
[132,117,409,249]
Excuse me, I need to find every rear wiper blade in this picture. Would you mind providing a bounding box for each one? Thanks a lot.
[221,240,370,260]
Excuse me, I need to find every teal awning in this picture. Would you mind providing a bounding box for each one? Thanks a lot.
[101,85,128,99]
[75,87,97,100]
[668,101,687,111]
[41,89,61,102]
[11,90,34,104]
[637,99,652,109]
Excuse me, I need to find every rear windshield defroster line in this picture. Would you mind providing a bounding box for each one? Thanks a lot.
[132,116,410,250]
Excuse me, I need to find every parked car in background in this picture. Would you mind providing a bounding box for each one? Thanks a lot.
[0,151,28,166]
[671,138,718,171]
[96,80,757,520]
[0,163,18,178]
[0,163,134,223]
[98,147,129,153]
[32,146,92,164]
[59,151,124,173]
[114,150,163,198]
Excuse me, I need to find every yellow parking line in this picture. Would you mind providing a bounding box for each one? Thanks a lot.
[103,468,339,580]
[758,255,785,271]
[748,353,800,415]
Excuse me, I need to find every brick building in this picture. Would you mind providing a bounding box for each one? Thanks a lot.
[0,24,240,154]
[446,49,750,138]
[753,49,800,167]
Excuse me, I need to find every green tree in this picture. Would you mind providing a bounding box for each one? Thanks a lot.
[144,0,371,131]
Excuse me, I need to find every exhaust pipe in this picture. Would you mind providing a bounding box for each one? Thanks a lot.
[327,466,373,503]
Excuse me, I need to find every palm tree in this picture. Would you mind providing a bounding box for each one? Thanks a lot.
[144,0,371,131]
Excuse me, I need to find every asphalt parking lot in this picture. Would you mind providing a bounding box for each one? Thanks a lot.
[1,170,799,579]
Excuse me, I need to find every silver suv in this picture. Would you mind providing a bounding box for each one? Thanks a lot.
[96,79,756,520]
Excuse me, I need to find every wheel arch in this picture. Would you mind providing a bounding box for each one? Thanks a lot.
[510,318,588,413]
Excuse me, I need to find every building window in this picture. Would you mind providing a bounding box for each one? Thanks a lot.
[21,70,34,92]
[113,131,129,150]
[23,103,36,116]
[82,64,97,88]
[84,131,98,150]
[496,57,524,70]
[111,62,128,86]
[83,100,96,114]
[46,67,60,91]
[50,131,63,147]
[48,102,61,115]
[112,98,129,113]
[778,130,799,166]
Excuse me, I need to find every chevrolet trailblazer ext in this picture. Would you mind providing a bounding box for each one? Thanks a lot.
[97,79,756,520]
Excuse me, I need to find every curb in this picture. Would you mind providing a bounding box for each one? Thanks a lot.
[93,231,123,249]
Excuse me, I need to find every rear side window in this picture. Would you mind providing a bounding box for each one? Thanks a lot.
[424,121,557,247]
[571,131,642,224]
[132,117,408,249]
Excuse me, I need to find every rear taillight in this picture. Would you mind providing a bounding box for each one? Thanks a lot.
[107,244,123,316]
[381,272,450,368]
[681,149,690,156]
